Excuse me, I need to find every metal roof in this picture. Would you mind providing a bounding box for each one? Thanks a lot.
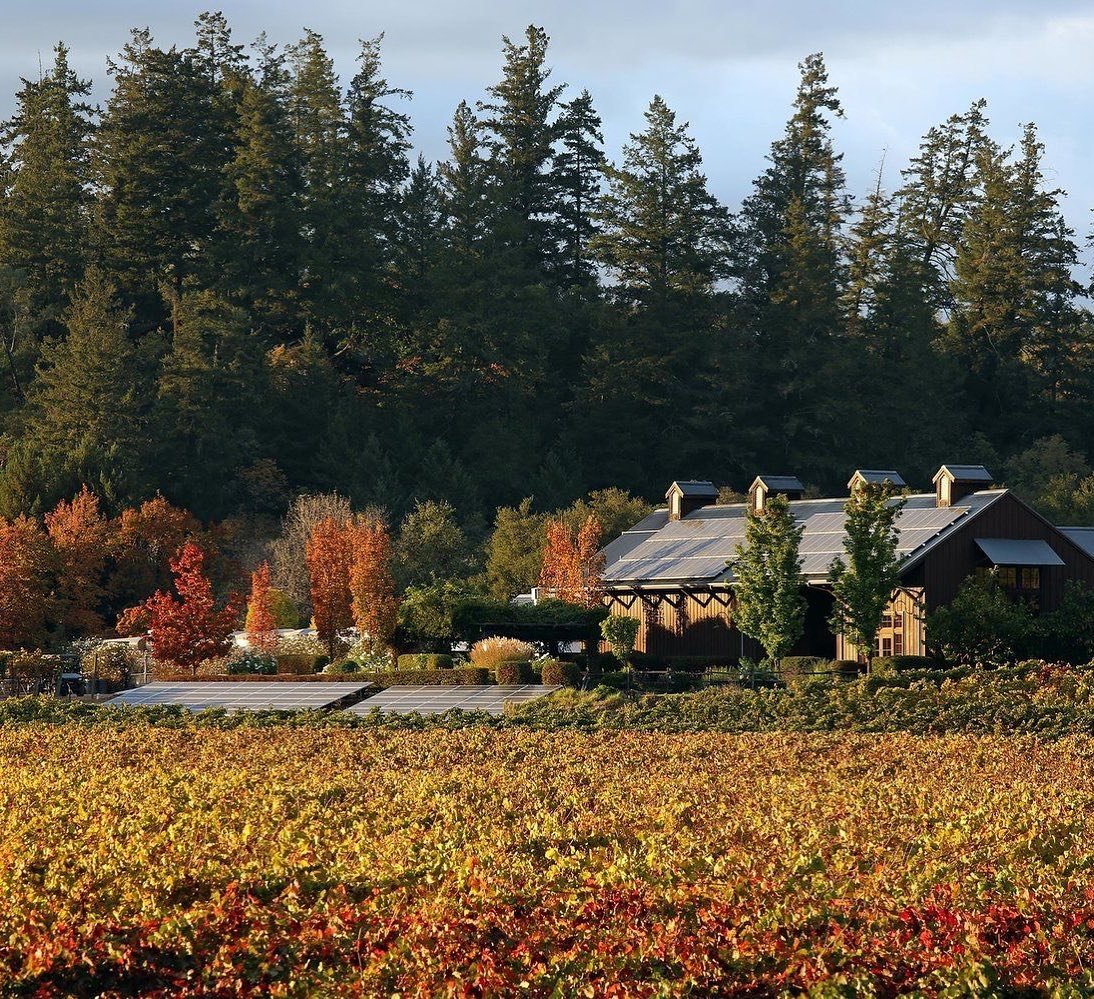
[933,464,994,483]
[974,538,1065,567]
[666,480,718,498]
[603,490,1008,586]
[752,474,804,492]
[1061,527,1094,557]
[849,469,906,488]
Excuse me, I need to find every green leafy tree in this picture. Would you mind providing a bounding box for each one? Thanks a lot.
[828,482,907,663]
[927,572,1033,665]
[600,614,640,665]
[394,499,474,590]
[731,493,805,663]
[484,498,547,600]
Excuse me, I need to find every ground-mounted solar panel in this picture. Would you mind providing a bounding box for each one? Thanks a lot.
[345,684,560,717]
[105,681,372,712]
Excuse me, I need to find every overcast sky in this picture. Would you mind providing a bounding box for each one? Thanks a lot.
[2,1,1093,232]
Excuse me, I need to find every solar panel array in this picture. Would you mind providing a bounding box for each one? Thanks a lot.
[603,492,988,583]
[344,684,560,717]
[105,681,372,712]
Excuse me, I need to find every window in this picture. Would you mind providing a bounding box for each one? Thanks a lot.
[894,633,903,655]
[880,637,893,657]
[893,612,903,630]
[881,613,893,630]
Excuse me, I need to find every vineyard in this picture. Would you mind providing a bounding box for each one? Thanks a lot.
[3,726,1094,995]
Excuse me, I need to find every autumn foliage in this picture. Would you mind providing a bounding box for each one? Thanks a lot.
[244,561,278,655]
[44,486,113,636]
[538,514,605,607]
[125,541,241,676]
[0,515,52,649]
[304,517,355,656]
[349,519,399,650]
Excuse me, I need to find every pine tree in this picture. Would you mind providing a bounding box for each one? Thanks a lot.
[0,43,94,341]
[595,95,728,302]
[397,155,443,289]
[438,101,491,258]
[215,37,302,338]
[552,89,604,287]
[17,268,154,507]
[93,28,235,327]
[478,25,565,271]
[155,290,266,517]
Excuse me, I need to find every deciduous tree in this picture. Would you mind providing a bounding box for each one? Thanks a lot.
[245,560,278,654]
[0,514,52,648]
[350,518,399,650]
[304,515,354,657]
[44,485,113,636]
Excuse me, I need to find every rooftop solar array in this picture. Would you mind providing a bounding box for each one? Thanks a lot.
[603,490,1005,584]
[105,681,372,712]
[344,684,560,716]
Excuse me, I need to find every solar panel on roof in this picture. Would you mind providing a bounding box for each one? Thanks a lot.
[345,685,560,717]
[105,681,372,712]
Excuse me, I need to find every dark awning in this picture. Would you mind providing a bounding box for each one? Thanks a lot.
[975,538,1064,567]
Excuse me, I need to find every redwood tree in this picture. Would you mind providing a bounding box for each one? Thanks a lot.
[127,541,241,676]
[245,560,278,655]
[349,518,399,651]
[305,517,354,657]
[0,515,52,649]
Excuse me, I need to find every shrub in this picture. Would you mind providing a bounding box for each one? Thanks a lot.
[323,660,360,675]
[358,667,490,687]
[227,650,278,675]
[778,656,830,678]
[279,634,346,658]
[78,642,142,684]
[495,662,536,685]
[469,636,536,670]
[397,653,454,671]
[600,615,640,663]
[541,659,583,687]
[347,641,396,672]
[275,653,326,675]
[872,655,942,673]
[927,574,1033,665]
[453,598,608,638]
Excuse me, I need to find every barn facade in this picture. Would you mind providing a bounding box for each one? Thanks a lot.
[601,467,1094,663]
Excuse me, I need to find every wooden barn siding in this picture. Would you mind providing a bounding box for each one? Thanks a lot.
[604,590,752,659]
[904,492,1094,612]
[837,587,926,661]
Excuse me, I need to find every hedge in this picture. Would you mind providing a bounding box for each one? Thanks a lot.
[451,598,608,637]
[495,662,537,685]
[872,655,943,673]
[357,667,491,688]
[276,654,327,675]
[778,656,831,678]
[541,660,583,687]
[396,653,454,671]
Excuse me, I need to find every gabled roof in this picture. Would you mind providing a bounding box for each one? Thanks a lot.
[1061,527,1094,558]
[849,469,906,488]
[932,464,994,483]
[665,480,718,499]
[603,489,1008,586]
[751,474,804,492]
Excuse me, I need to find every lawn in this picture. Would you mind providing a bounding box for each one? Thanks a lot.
[2,726,1093,995]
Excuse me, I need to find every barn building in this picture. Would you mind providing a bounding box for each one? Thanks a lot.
[601,466,1094,662]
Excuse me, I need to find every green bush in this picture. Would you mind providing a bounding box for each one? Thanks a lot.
[540,659,583,687]
[927,574,1033,665]
[871,655,942,673]
[276,653,325,675]
[358,667,491,687]
[397,653,454,671]
[227,651,277,675]
[451,598,608,639]
[778,656,830,678]
[495,662,536,685]
[323,660,359,675]
[600,615,640,662]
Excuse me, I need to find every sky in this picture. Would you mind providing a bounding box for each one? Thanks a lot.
[2,0,1093,233]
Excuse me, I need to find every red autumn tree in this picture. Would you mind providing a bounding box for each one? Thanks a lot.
[245,561,278,656]
[45,486,114,637]
[305,517,354,658]
[538,515,605,608]
[111,495,202,609]
[349,518,399,651]
[0,515,53,649]
[126,541,242,677]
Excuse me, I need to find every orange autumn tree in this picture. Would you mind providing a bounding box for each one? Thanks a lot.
[349,518,399,652]
[305,517,354,658]
[245,561,278,656]
[0,515,53,649]
[538,515,605,609]
[45,486,114,637]
[123,541,242,677]
[112,495,202,609]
